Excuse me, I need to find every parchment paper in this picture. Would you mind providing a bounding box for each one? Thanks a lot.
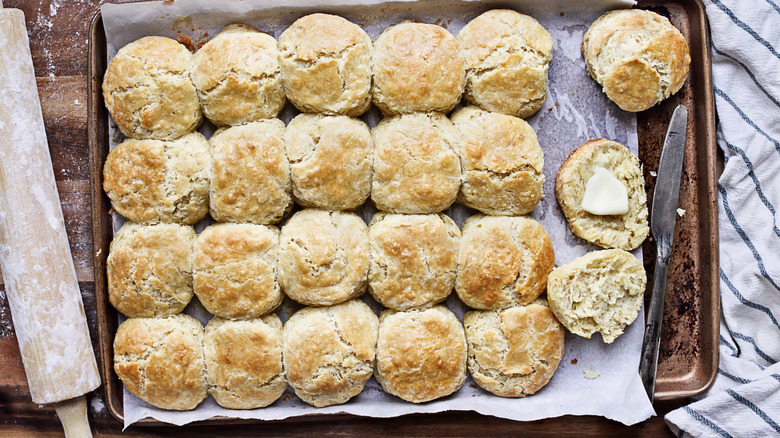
[100,0,656,428]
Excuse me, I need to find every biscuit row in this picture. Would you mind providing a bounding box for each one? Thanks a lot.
[103,108,545,224]
[102,11,553,141]
[107,212,554,318]
[102,8,690,147]
[113,301,565,410]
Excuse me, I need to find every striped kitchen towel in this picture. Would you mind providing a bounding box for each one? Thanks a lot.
[664,0,780,436]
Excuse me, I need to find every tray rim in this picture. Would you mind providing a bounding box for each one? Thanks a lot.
[642,0,720,401]
[87,0,720,424]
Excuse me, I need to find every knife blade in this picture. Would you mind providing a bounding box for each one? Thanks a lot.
[639,104,688,402]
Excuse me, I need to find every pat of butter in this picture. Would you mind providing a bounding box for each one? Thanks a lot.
[581,167,629,215]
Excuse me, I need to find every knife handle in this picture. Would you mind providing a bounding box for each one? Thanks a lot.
[639,252,670,402]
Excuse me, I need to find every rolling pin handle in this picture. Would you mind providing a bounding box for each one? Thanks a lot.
[53,396,93,438]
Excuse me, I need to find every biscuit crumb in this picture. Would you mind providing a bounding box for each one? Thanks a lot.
[570,359,578,365]
[583,369,601,379]
[677,208,686,217]
[176,32,196,53]
[650,170,657,177]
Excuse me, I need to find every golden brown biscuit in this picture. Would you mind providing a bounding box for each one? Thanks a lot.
[193,224,281,319]
[209,120,292,224]
[103,132,210,225]
[372,22,465,114]
[464,300,565,397]
[278,14,372,116]
[582,9,691,112]
[451,106,544,215]
[204,315,286,409]
[102,36,202,140]
[371,112,461,214]
[555,138,649,250]
[375,306,467,403]
[114,315,206,410]
[191,24,285,126]
[284,114,372,210]
[278,209,369,306]
[368,213,460,310]
[458,9,553,118]
[283,300,378,407]
[547,249,646,343]
[107,223,195,318]
[456,215,554,310]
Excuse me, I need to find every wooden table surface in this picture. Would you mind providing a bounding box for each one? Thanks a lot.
[0,1,688,436]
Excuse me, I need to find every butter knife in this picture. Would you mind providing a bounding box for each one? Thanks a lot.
[639,104,689,402]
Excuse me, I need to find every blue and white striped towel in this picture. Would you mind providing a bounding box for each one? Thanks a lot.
[664,0,780,436]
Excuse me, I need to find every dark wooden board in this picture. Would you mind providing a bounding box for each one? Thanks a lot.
[0,0,716,435]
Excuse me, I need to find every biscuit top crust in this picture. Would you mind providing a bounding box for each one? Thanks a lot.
[451,106,544,215]
[368,213,460,310]
[371,112,462,214]
[102,36,202,140]
[192,24,285,125]
[372,22,465,114]
[375,306,467,403]
[582,9,690,112]
[278,209,369,306]
[113,315,206,410]
[209,119,292,224]
[456,215,555,310]
[203,315,286,409]
[278,13,373,115]
[285,114,372,210]
[103,132,211,224]
[457,9,553,118]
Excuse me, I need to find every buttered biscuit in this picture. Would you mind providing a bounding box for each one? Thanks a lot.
[555,138,649,250]
[279,14,372,116]
[547,249,646,343]
[114,315,206,410]
[285,114,372,210]
[107,223,195,318]
[375,306,467,403]
[193,224,281,319]
[209,120,292,224]
[204,316,286,409]
[456,215,554,310]
[102,36,202,140]
[464,300,565,397]
[582,9,691,112]
[368,213,460,310]
[371,112,461,214]
[372,22,465,114]
[451,106,544,215]
[103,132,210,225]
[458,10,553,118]
[283,300,378,407]
[278,209,369,306]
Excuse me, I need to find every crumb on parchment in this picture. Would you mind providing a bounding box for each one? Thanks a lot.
[583,369,601,379]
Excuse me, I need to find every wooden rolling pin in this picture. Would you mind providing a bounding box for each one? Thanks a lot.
[0,2,100,436]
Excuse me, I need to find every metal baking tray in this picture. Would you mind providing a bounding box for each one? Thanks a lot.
[88,0,719,423]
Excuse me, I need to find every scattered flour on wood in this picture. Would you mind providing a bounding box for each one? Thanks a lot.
[90,394,106,413]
